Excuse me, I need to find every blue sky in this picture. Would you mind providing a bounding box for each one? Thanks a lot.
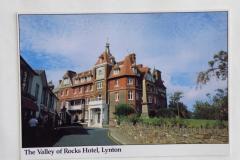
[19,12,228,110]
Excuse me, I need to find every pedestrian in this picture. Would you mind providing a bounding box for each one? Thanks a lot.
[29,115,38,128]
[55,112,60,127]
[28,116,38,146]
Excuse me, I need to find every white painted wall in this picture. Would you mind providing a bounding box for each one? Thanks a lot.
[30,75,43,117]
[103,104,108,125]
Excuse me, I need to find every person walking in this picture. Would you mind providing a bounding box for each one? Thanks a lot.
[28,116,38,146]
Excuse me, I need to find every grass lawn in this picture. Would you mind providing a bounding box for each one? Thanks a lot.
[119,116,228,128]
[182,119,228,128]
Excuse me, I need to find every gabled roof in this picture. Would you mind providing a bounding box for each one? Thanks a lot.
[108,53,139,79]
[35,70,58,99]
[63,70,76,79]
[95,43,116,65]
[20,56,38,75]
[75,70,93,78]
[56,43,166,90]
[138,66,150,75]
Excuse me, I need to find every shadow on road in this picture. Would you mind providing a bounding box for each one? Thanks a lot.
[56,126,90,135]
[51,126,94,147]
[22,126,90,148]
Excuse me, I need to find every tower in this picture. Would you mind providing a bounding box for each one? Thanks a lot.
[91,42,116,126]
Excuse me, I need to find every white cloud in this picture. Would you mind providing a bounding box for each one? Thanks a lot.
[164,73,227,110]
[19,13,228,109]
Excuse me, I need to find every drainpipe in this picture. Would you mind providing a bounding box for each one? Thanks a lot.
[100,108,103,127]
[88,108,91,127]
[83,99,85,122]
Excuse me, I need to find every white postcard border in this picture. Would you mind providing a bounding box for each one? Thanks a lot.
[18,11,230,160]
[21,144,229,159]
[1,0,240,160]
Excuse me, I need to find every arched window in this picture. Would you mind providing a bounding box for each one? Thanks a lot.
[113,69,120,75]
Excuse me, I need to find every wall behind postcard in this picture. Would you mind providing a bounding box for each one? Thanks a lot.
[1,0,240,160]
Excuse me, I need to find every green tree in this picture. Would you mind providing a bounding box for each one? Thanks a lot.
[193,100,218,119]
[212,88,228,120]
[197,51,228,85]
[167,91,190,118]
[192,89,228,120]
[196,51,228,121]
[170,91,183,117]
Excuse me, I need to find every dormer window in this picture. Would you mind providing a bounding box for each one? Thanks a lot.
[113,69,120,75]
[63,78,70,85]
[132,67,137,74]
[81,78,85,83]
[87,76,92,82]
[128,77,133,85]
[74,78,79,85]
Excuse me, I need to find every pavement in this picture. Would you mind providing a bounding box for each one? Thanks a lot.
[53,127,117,146]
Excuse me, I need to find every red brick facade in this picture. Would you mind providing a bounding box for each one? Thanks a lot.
[55,43,167,127]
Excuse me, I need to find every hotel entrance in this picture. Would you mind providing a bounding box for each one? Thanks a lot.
[89,108,102,127]
[88,100,108,128]
[96,108,101,124]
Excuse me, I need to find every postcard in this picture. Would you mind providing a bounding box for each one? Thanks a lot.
[18,12,229,160]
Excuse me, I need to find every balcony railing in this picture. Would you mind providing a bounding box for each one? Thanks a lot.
[89,100,104,106]
[68,104,83,110]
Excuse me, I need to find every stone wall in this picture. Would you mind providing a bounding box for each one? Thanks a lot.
[115,122,228,144]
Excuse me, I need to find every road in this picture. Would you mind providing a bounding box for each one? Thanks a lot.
[53,127,117,146]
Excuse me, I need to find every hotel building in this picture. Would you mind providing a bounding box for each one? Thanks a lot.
[55,43,167,127]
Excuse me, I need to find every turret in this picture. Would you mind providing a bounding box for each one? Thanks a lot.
[96,42,116,65]
[105,42,110,55]
[153,69,162,81]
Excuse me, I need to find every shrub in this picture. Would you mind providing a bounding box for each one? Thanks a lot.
[115,104,135,117]
[213,120,227,129]
[115,115,129,124]
[205,122,210,129]
[128,114,140,125]
[162,118,173,127]
[139,117,164,126]
[170,117,186,127]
